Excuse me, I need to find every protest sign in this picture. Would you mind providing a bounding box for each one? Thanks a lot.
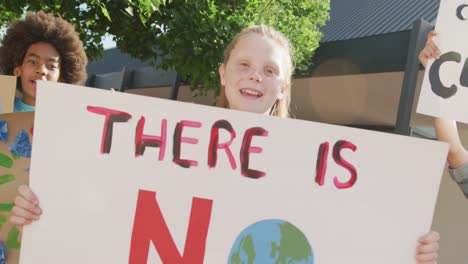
[0,112,33,264]
[20,82,447,263]
[418,1,468,123]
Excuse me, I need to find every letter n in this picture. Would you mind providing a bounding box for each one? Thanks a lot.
[129,190,213,264]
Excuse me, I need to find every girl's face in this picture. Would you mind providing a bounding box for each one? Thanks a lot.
[219,34,288,115]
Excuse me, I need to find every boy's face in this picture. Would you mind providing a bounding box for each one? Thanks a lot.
[14,42,61,106]
[219,34,287,115]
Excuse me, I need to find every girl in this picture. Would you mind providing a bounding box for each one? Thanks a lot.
[11,25,439,263]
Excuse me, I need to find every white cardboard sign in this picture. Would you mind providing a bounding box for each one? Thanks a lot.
[20,82,447,264]
[418,0,468,123]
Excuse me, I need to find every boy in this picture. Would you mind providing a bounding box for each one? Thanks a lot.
[0,10,88,263]
[0,11,88,112]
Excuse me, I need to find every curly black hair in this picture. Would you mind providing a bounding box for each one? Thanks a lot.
[0,11,88,84]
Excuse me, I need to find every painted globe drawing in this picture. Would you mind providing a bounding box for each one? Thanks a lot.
[228,219,313,264]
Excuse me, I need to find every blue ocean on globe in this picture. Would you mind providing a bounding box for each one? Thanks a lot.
[228,219,313,264]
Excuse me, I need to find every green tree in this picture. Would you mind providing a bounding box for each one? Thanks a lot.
[0,0,330,95]
[0,0,173,61]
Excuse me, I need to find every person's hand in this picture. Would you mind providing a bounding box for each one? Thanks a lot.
[416,230,440,264]
[9,185,41,227]
[418,31,441,68]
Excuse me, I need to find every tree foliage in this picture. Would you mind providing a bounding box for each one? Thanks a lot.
[0,0,329,94]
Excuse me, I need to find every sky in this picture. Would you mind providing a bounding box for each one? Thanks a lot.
[102,33,117,50]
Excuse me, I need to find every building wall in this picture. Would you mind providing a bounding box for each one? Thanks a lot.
[125,71,467,263]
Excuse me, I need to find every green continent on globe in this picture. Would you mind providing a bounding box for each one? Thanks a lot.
[275,222,312,263]
[230,234,256,264]
[229,219,313,264]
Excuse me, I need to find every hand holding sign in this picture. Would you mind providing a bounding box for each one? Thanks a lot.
[10,185,41,226]
[416,231,441,263]
[418,31,440,68]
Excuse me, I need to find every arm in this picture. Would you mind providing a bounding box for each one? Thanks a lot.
[419,31,468,168]
[435,118,468,198]
[434,118,468,168]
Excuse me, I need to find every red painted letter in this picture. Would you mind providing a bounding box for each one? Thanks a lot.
[87,106,132,154]
[129,190,213,264]
[208,120,237,170]
[240,127,268,179]
[173,120,202,168]
[135,116,167,160]
[332,140,358,189]
[315,142,329,186]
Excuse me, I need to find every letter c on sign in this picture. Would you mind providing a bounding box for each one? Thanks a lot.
[457,4,468,20]
[429,51,460,99]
